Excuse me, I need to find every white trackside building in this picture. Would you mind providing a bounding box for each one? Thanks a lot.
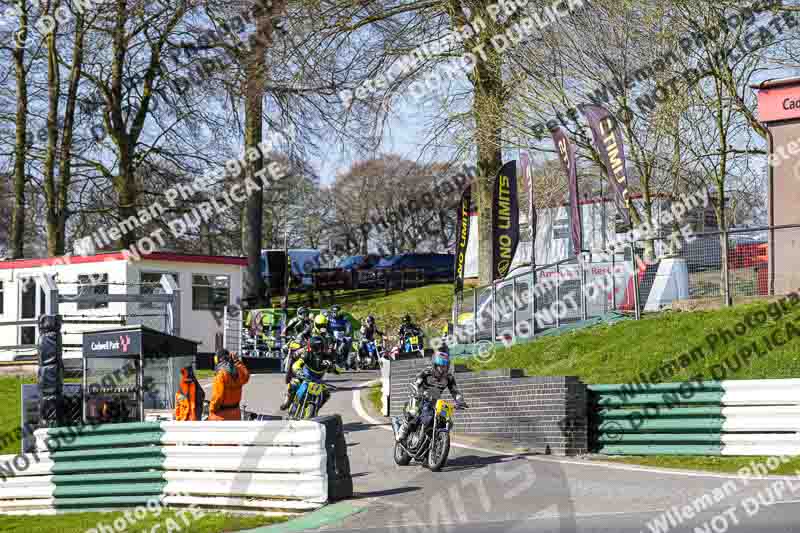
[0,251,246,361]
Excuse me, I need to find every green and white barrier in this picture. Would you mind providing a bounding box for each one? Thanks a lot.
[591,379,800,456]
[0,418,352,515]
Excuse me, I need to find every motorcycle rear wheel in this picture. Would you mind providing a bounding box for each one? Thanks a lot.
[394,442,412,466]
[427,431,450,472]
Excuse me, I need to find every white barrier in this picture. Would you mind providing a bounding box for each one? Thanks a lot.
[160,420,330,510]
[0,453,55,514]
[0,418,349,515]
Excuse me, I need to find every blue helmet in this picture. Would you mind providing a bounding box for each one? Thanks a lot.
[432,352,450,367]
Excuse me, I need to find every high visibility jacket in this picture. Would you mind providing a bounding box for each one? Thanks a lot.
[208,359,250,421]
[174,367,204,421]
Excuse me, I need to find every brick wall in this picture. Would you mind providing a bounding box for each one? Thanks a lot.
[388,359,588,456]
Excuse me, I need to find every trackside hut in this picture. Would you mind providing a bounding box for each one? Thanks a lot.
[0,252,245,360]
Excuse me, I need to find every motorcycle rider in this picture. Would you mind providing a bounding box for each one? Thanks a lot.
[280,336,341,411]
[283,306,312,339]
[396,351,465,442]
[398,314,422,354]
[328,305,353,367]
[358,315,384,363]
[281,307,313,374]
[285,313,332,385]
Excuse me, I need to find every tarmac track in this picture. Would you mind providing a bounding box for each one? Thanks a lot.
[242,371,800,533]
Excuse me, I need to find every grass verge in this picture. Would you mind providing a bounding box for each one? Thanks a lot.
[465,299,800,384]
[0,510,287,533]
[0,376,34,455]
[599,455,800,476]
[368,384,382,414]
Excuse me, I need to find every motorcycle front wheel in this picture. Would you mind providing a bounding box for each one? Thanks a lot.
[427,431,450,472]
[394,442,412,466]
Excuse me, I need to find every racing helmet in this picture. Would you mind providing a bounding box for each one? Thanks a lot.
[296,306,309,319]
[314,313,329,334]
[330,305,342,318]
[432,351,450,379]
[402,314,411,324]
[366,315,375,326]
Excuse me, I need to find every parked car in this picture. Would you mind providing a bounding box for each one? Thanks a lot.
[311,254,381,290]
[374,253,455,283]
[356,255,401,288]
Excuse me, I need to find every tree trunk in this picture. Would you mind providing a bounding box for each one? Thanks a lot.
[54,12,86,255]
[44,1,62,256]
[242,10,274,308]
[360,224,368,255]
[472,48,503,286]
[10,3,29,259]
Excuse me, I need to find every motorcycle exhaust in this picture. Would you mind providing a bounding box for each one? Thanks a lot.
[391,416,400,435]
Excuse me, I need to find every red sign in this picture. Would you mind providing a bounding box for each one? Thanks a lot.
[756,84,800,123]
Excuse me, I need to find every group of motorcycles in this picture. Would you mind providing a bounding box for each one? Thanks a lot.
[280,321,429,421]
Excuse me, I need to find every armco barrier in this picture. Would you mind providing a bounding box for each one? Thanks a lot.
[389,358,588,455]
[0,418,352,515]
[591,379,800,456]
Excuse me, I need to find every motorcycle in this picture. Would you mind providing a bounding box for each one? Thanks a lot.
[282,338,305,373]
[402,329,424,358]
[287,380,338,420]
[391,385,467,472]
[332,329,353,368]
[359,337,383,370]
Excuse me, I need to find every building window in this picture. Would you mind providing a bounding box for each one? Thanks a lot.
[77,274,109,310]
[552,219,570,240]
[192,274,229,311]
[140,272,179,308]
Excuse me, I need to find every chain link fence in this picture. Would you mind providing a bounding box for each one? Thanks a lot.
[454,225,800,345]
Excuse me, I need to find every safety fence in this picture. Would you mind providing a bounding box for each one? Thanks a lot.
[453,224,800,346]
[0,418,352,515]
[590,379,800,456]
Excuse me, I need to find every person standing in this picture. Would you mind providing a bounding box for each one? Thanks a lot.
[208,349,250,421]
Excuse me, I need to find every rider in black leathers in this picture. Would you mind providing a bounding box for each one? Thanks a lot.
[396,351,464,442]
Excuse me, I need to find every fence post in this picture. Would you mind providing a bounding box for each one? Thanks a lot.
[511,276,518,343]
[472,288,478,344]
[581,258,588,321]
[612,252,616,311]
[530,267,536,338]
[491,282,497,342]
[631,243,641,320]
[721,229,733,307]
[555,264,561,329]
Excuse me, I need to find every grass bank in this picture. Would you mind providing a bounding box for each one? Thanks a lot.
[0,510,287,533]
[464,298,800,474]
[466,299,800,384]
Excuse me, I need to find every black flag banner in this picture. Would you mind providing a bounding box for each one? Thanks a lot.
[551,126,582,257]
[492,161,519,281]
[454,185,471,293]
[579,104,633,227]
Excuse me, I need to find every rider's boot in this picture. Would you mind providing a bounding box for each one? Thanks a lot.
[279,390,293,410]
[396,420,411,442]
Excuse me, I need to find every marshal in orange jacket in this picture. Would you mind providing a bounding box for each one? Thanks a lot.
[208,356,250,421]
